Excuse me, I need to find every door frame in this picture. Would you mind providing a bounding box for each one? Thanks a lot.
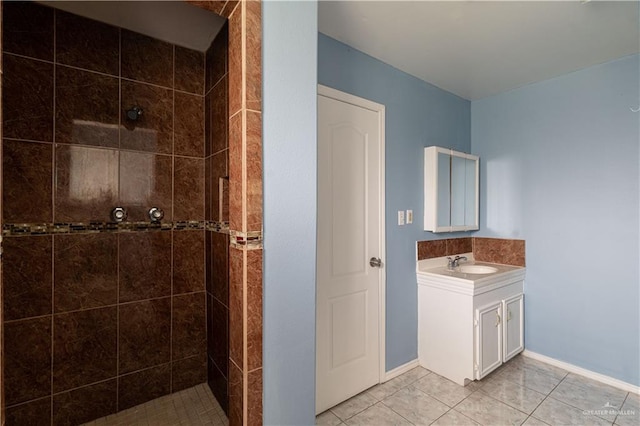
[317,84,386,383]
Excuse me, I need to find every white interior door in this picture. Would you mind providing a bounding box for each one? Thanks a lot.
[316,87,384,414]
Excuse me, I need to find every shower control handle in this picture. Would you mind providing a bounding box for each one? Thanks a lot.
[111,207,128,223]
[149,207,164,223]
[126,106,143,121]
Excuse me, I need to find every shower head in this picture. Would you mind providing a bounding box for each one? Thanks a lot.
[126,106,143,121]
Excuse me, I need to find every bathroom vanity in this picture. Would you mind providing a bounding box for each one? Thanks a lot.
[417,255,525,386]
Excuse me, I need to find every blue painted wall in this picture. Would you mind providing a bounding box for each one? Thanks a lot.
[472,54,640,386]
[263,1,317,424]
[318,33,471,371]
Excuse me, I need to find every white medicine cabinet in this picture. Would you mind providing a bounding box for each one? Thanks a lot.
[424,146,479,232]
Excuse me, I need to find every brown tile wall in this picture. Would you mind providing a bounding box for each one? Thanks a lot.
[204,22,231,414]
[3,231,208,425]
[227,1,262,424]
[416,237,526,267]
[0,5,4,423]
[193,1,263,424]
[1,2,211,424]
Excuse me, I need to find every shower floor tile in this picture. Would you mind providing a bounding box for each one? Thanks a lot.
[82,383,228,426]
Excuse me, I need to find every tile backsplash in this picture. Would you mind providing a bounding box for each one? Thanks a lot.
[417,237,473,260]
[473,237,526,267]
[417,237,526,267]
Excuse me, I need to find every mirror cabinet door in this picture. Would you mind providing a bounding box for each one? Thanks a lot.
[450,155,466,228]
[465,157,478,228]
[424,146,479,232]
[437,151,451,229]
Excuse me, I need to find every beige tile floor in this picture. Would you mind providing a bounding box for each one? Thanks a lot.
[317,355,640,426]
[83,384,228,426]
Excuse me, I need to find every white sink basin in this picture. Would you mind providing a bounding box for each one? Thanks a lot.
[417,258,525,289]
[458,265,499,274]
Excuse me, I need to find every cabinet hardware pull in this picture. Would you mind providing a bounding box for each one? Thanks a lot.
[495,312,501,327]
[508,310,512,321]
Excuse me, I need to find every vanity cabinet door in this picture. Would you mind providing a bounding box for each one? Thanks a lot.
[503,294,524,361]
[476,302,502,379]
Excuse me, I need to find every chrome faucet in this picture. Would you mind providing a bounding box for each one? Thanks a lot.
[447,255,468,270]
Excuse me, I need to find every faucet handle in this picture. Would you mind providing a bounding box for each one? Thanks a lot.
[448,255,468,269]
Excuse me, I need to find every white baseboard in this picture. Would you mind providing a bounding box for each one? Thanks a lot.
[522,350,640,395]
[384,359,420,382]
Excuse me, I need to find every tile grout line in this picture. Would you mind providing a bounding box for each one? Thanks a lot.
[2,53,204,98]
[2,136,54,145]
[238,0,249,423]
[3,291,207,324]
[459,361,568,424]
[116,23,122,415]
[377,399,417,425]
[499,362,566,392]
[51,8,57,424]
[613,392,631,425]
[172,42,177,224]
[1,137,212,160]
[474,389,535,424]
[116,234,120,413]
[548,374,629,423]
[170,41,176,393]
[517,368,569,426]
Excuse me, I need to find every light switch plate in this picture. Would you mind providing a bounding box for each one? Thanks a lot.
[406,210,413,224]
[398,210,405,225]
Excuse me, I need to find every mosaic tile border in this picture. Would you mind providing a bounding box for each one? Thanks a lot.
[2,221,214,237]
[2,221,261,245]
[230,230,263,249]
[208,221,230,234]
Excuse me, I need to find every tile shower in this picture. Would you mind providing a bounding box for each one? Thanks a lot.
[1,1,237,424]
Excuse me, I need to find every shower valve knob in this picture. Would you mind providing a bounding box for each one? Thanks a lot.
[149,207,164,223]
[111,207,127,223]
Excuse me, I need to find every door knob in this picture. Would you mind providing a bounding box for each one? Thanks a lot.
[369,257,382,268]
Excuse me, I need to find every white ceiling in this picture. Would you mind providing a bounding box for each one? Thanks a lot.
[318,0,640,100]
[40,1,226,52]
